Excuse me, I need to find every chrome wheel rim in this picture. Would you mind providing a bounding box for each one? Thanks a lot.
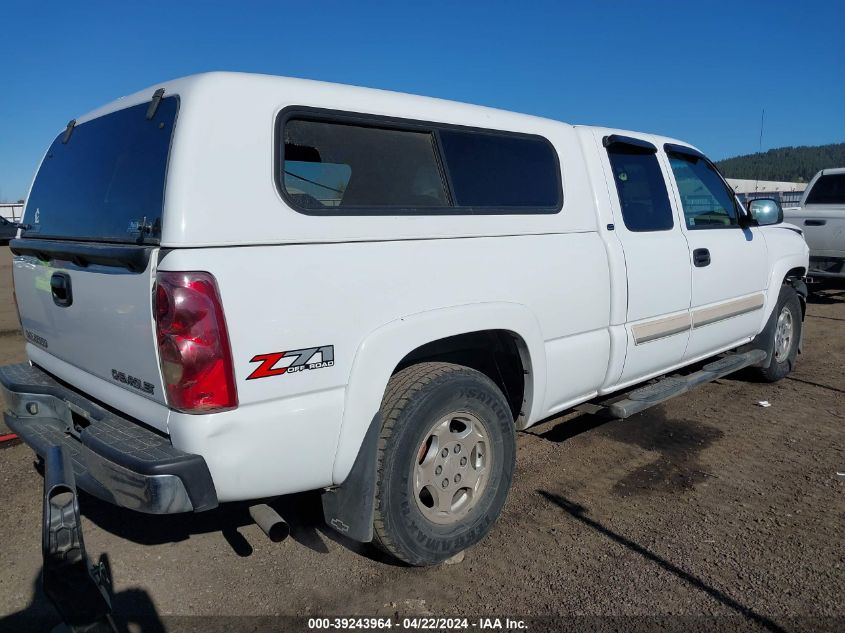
[412,411,491,525]
[774,306,794,363]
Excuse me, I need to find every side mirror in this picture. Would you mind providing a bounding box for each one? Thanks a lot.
[748,198,783,226]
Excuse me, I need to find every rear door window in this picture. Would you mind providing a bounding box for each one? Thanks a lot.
[606,144,674,231]
[23,97,178,242]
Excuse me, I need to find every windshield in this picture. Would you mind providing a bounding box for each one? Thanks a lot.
[806,174,845,205]
[22,96,178,243]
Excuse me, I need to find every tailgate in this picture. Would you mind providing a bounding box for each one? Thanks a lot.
[12,94,178,421]
[12,246,166,409]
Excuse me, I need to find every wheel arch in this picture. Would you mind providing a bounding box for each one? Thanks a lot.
[331,302,546,485]
[394,329,533,429]
[783,266,808,319]
[760,257,808,329]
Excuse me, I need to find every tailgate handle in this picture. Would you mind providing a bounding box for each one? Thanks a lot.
[804,219,826,226]
[50,273,73,307]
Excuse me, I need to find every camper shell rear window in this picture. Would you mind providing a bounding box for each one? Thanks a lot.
[276,107,562,215]
[22,97,178,243]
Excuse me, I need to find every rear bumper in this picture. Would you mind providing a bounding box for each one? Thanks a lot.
[0,363,217,514]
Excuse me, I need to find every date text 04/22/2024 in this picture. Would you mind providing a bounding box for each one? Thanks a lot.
[306,617,528,630]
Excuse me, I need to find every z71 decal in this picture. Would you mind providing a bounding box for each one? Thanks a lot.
[247,345,334,380]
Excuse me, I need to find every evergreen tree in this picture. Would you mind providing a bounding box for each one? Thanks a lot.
[715,143,845,182]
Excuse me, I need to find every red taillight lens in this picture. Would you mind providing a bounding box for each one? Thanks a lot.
[154,271,238,413]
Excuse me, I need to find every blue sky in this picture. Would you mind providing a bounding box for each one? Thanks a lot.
[1,0,843,201]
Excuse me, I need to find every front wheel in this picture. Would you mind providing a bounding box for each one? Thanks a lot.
[372,362,516,566]
[751,285,802,382]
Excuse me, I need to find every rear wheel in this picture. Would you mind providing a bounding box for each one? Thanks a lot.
[372,362,516,566]
[751,285,802,382]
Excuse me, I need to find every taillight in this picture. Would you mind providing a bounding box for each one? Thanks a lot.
[154,271,238,413]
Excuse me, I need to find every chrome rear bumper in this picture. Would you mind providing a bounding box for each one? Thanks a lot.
[0,363,217,514]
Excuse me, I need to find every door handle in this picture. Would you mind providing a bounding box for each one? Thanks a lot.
[804,219,826,226]
[50,272,73,307]
[693,248,711,268]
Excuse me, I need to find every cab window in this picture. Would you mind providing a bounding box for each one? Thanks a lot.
[667,153,739,229]
[607,145,674,232]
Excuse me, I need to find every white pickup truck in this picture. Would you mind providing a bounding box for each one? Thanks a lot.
[785,167,845,280]
[3,73,809,566]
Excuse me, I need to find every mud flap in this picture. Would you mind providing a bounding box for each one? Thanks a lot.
[743,279,808,361]
[789,278,808,353]
[743,304,777,364]
[321,413,381,543]
[42,444,117,633]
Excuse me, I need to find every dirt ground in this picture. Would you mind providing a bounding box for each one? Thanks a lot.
[0,245,842,632]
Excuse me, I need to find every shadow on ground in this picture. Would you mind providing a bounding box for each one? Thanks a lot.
[536,408,723,495]
[0,569,166,633]
[807,286,845,304]
[77,487,399,565]
[537,490,789,633]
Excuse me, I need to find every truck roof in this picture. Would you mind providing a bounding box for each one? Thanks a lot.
[36,72,702,247]
[69,71,696,151]
[73,71,566,130]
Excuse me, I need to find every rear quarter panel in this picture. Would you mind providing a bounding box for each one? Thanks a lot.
[160,231,611,498]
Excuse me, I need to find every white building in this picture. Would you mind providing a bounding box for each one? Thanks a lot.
[0,202,24,222]
[726,179,806,209]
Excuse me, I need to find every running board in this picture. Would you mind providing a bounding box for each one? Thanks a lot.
[580,349,768,419]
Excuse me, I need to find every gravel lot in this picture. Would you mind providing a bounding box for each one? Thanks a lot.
[0,245,842,632]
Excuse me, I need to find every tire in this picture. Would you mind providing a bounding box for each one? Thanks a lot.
[751,285,802,382]
[372,362,516,566]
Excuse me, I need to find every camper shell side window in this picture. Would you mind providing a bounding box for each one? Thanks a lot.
[275,107,563,216]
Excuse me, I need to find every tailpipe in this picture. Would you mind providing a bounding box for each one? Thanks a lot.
[249,503,289,542]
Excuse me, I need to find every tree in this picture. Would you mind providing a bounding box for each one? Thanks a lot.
[715,143,845,182]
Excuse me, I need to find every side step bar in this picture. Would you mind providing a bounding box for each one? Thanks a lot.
[580,349,768,419]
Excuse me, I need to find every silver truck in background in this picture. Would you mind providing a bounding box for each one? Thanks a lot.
[785,167,845,281]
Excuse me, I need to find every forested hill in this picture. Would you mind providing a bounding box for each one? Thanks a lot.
[715,143,845,182]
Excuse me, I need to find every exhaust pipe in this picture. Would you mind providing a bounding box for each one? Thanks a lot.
[249,503,289,542]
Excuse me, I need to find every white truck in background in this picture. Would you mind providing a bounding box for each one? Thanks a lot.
[785,168,845,281]
[2,73,809,567]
